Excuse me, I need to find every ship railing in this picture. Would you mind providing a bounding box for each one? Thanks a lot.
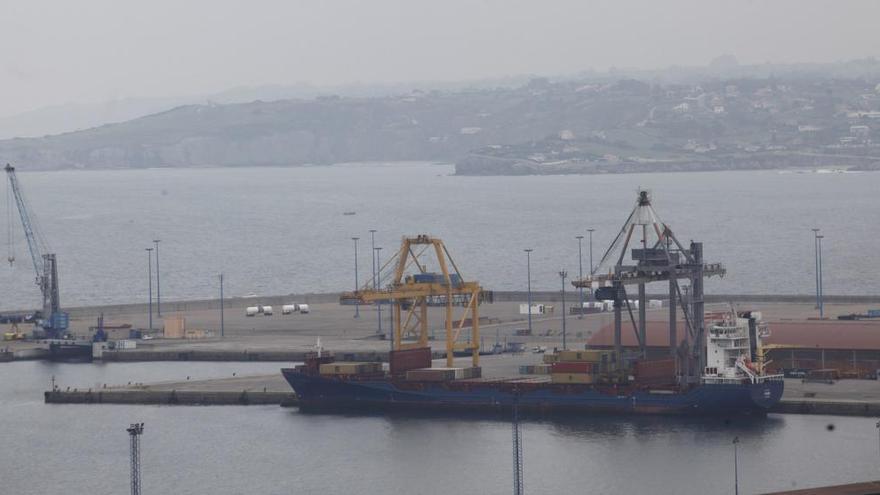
[753,374,784,383]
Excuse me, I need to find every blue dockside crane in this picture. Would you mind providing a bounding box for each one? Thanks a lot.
[5,164,69,338]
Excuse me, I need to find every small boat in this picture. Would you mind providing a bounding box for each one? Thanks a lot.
[343,211,356,216]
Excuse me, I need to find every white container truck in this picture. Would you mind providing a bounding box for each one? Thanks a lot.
[246,306,259,317]
[298,304,310,314]
[282,304,298,315]
[262,305,273,316]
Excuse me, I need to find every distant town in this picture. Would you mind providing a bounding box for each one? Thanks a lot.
[1,57,879,175]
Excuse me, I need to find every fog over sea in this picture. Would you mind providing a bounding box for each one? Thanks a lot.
[2,163,878,310]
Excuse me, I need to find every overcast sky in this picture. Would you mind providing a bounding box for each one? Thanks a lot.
[1,0,879,117]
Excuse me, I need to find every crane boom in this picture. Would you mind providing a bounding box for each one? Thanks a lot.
[4,163,67,337]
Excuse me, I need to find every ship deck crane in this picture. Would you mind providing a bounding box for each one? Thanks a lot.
[4,164,68,338]
[341,235,488,368]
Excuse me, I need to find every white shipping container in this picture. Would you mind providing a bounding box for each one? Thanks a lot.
[115,339,137,350]
[298,304,310,314]
[649,299,663,309]
[262,306,273,316]
[245,306,259,317]
[282,304,298,315]
[519,304,544,315]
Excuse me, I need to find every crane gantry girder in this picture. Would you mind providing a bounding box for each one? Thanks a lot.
[340,235,483,368]
[571,263,726,287]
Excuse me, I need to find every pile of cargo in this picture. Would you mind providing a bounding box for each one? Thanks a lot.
[544,349,618,384]
[319,362,383,376]
[405,367,481,382]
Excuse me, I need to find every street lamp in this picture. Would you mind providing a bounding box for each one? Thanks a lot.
[817,234,825,318]
[153,239,161,316]
[145,248,153,331]
[524,249,533,335]
[375,246,383,339]
[352,237,360,318]
[587,228,595,276]
[576,235,584,319]
[370,230,378,335]
[812,228,820,311]
[219,273,225,338]
[733,436,740,495]
[559,270,567,349]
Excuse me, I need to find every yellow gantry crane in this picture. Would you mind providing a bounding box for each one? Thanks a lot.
[341,235,485,368]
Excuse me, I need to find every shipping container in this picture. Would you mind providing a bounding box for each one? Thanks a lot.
[319,362,383,375]
[245,306,259,317]
[282,304,298,315]
[867,309,880,317]
[405,368,457,382]
[633,358,676,384]
[262,306,273,316]
[298,304,310,314]
[390,347,432,375]
[551,373,593,384]
[557,350,605,362]
[542,353,559,364]
[552,361,593,374]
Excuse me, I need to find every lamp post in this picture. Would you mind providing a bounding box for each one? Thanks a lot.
[153,239,161,316]
[817,234,825,318]
[375,246,383,339]
[352,237,360,318]
[145,248,153,331]
[370,230,378,335]
[812,228,820,311]
[587,228,595,276]
[559,270,567,349]
[733,436,740,495]
[875,420,879,468]
[219,273,224,338]
[576,235,584,319]
[524,249,533,336]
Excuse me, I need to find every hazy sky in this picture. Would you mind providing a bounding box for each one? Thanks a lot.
[1,0,879,117]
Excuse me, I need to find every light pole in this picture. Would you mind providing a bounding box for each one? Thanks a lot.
[576,235,584,319]
[817,234,825,318]
[352,237,360,318]
[559,270,567,349]
[153,239,161,316]
[524,249,533,335]
[370,229,378,335]
[875,420,879,468]
[733,436,740,495]
[588,228,595,276]
[812,228,820,311]
[145,248,153,331]
[219,273,224,338]
[127,422,145,495]
[375,246,383,339]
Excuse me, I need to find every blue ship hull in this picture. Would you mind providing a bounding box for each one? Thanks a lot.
[281,369,784,416]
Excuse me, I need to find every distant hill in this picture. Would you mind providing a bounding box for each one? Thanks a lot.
[2,58,879,172]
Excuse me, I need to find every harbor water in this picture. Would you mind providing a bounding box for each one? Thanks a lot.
[2,361,878,494]
[1,164,880,310]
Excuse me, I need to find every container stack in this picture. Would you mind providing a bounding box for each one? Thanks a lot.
[519,364,552,375]
[389,347,432,375]
[405,367,482,381]
[632,358,676,385]
[319,362,383,376]
[549,349,618,384]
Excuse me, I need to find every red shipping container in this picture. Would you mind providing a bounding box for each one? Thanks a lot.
[390,347,432,375]
[552,362,593,374]
[634,359,676,379]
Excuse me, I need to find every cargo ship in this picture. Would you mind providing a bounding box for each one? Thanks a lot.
[282,312,784,416]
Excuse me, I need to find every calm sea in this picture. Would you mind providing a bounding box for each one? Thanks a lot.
[1,163,878,310]
[1,361,878,494]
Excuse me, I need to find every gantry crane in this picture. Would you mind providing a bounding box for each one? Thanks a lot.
[341,235,486,368]
[4,164,68,338]
[572,190,725,383]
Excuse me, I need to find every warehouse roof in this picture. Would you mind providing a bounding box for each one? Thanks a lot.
[588,319,880,351]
